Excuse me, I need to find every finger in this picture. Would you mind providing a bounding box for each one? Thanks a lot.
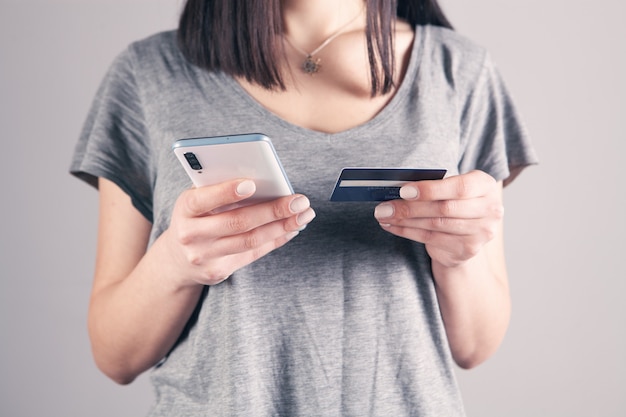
[200,210,314,258]
[382,217,480,236]
[380,224,485,260]
[375,196,502,221]
[182,195,314,242]
[400,170,496,202]
[226,229,301,269]
[380,215,501,243]
[178,179,257,217]
[193,230,302,286]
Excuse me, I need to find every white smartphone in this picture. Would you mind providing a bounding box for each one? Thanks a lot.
[172,133,294,207]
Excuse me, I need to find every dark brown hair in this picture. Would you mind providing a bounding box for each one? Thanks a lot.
[177,0,452,96]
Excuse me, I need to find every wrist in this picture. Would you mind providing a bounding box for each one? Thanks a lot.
[430,249,487,285]
[149,231,205,293]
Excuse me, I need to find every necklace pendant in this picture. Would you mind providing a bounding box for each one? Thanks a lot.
[302,55,321,75]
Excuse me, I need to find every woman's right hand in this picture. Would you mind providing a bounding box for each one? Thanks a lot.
[163,178,315,287]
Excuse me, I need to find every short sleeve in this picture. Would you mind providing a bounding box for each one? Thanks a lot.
[457,54,538,186]
[70,48,154,222]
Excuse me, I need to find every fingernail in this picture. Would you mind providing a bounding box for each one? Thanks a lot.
[290,196,310,213]
[286,231,300,241]
[374,204,394,219]
[296,208,316,226]
[400,185,419,200]
[236,180,256,196]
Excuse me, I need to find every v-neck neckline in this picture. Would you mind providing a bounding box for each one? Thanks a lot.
[216,25,426,140]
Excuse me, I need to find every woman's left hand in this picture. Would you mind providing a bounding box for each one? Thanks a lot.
[374,170,504,268]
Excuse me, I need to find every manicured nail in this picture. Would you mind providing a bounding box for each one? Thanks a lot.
[296,208,316,226]
[374,204,394,219]
[236,180,256,196]
[286,231,300,241]
[290,196,310,213]
[400,185,419,200]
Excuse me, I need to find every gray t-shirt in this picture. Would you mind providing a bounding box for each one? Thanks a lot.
[71,25,537,417]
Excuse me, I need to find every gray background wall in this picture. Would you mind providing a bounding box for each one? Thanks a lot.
[1,0,624,416]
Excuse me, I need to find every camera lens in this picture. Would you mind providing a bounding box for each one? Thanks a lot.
[184,152,203,170]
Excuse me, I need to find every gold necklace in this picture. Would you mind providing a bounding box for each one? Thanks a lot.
[283,8,364,75]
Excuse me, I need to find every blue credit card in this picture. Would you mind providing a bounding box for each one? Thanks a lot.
[329,168,447,201]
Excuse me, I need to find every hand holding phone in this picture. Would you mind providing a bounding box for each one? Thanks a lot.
[168,134,313,285]
[165,177,312,286]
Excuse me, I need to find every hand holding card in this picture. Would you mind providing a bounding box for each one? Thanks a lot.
[330,168,447,202]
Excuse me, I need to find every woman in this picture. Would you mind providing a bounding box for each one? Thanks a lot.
[71,0,537,415]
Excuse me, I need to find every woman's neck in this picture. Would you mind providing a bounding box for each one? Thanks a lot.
[281,0,366,50]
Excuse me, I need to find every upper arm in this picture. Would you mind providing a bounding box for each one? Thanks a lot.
[93,177,152,295]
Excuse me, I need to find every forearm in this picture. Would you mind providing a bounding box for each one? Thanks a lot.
[372,173,510,368]
[88,233,204,384]
[432,246,511,369]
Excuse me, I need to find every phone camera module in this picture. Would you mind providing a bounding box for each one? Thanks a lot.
[184,152,203,170]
